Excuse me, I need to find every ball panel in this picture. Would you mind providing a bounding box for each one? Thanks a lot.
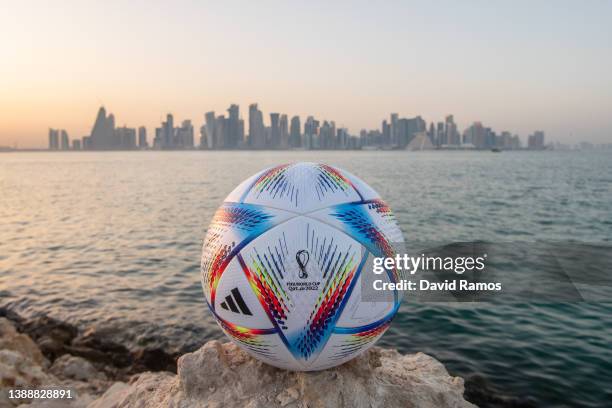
[338,168,381,201]
[200,202,296,301]
[335,271,397,327]
[308,324,391,370]
[213,257,275,329]
[214,319,298,369]
[238,216,368,369]
[240,163,363,212]
[307,199,404,259]
[223,167,269,203]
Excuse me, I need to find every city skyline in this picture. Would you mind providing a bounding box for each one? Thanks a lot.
[1,1,611,148]
[46,104,548,151]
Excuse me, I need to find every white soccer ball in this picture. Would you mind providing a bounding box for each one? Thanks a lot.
[201,162,404,371]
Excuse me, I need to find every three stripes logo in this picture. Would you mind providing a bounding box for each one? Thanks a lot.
[220,288,252,315]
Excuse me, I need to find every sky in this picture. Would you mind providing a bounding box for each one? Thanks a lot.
[1,0,611,148]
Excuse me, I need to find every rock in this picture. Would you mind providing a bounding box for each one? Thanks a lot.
[0,318,47,367]
[0,318,112,407]
[69,328,132,368]
[50,354,106,382]
[0,349,57,406]
[18,316,78,361]
[131,347,178,373]
[89,341,476,408]
[88,382,130,408]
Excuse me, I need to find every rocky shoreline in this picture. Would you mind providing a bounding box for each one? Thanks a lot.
[1,308,535,407]
[0,308,481,408]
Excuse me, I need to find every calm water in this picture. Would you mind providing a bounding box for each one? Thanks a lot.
[1,151,611,407]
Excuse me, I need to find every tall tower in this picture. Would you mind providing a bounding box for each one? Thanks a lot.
[48,129,59,150]
[227,104,240,148]
[249,104,265,149]
[390,113,399,147]
[270,113,280,148]
[289,116,301,148]
[90,106,107,149]
[138,126,148,148]
[163,114,174,148]
[204,111,216,149]
[280,114,289,149]
[60,130,70,150]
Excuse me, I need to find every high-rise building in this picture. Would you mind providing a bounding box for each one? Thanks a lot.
[48,129,59,150]
[319,121,336,149]
[215,115,226,148]
[464,122,485,148]
[397,116,426,147]
[90,107,116,149]
[226,104,243,148]
[176,120,194,148]
[162,114,174,148]
[390,113,399,147]
[289,116,301,148]
[153,127,162,149]
[304,116,319,149]
[336,128,349,149]
[116,126,137,149]
[72,139,81,150]
[528,131,545,149]
[138,126,148,148]
[202,111,216,149]
[269,113,280,148]
[249,104,265,149]
[60,130,70,150]
[436,122,445,146]
[428,122,435,144]
[444,115,459,146]
[280,114,289,149]
[381,120,390,147]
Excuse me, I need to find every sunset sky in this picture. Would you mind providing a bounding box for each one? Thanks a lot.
[1,0,611,148]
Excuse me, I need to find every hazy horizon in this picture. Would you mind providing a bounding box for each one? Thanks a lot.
[1,0,611,148]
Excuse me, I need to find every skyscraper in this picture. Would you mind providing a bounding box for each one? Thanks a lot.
[48,129,59,150]
[280,114,289,149]
[90,106,115,149]
[390,113,399,147]
[270,113,280,148]
[138,126,148,149]
[528,131,545,149]
[436,122,445,146]
[304,116,319,149]
[289,116,301,148]
[444,115,459,146]
[249,104,265,149]
[215,115,226,148]
[203,111,216,149]
[115,126,137,149]
[465,122,485,148]
[226,104,243,148]
[381,120,390,146]
[60,130,70,150]
[163,114,174,148]
[176,120,194,148]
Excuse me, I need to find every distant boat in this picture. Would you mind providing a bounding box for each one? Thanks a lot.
[491,148,502,153]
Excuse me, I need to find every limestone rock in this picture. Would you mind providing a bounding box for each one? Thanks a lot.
[89,341,476,408]
[0,318,47,367]
[0,318,109,407]
[50,355,105,382]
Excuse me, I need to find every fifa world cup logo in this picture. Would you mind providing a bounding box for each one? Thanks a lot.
[296,250,310,279]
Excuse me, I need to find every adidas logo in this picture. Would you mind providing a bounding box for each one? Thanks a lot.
[220,288,252,315]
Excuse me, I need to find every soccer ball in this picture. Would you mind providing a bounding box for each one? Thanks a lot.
[200,162,404,371]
